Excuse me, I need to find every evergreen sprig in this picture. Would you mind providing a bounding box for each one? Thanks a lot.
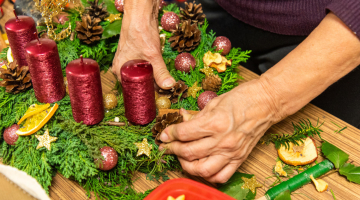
[0,47,9,61]
[268,119,323,149]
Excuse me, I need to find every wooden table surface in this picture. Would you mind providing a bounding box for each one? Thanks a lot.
[1,2,360,199]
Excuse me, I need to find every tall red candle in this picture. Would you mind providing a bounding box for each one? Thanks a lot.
[66,56,104,125]
[25,37,65,103]
[5,13,37,66]
[121,60,156,125]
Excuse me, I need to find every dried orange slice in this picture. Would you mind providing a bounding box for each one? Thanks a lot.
[17,104,50,125]
[16,103,58,136]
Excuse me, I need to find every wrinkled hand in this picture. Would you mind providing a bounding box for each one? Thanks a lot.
[159,79,281,183]
[112,5,175,89]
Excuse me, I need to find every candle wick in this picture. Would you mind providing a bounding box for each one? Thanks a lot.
[13,9,19,21]
[34,32,41,45]
[80,55,84,65]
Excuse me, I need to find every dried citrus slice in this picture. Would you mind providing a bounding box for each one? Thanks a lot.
[16,103,58,136]
[7,47,13,63]
[17,103,50,125]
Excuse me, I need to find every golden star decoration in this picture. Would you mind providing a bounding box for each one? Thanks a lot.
[188,81,202,98]
[35,129,58,151]
[134,138,152,158]
[105,13,122,23]
[241,176,262,193]
[200,65,215,77]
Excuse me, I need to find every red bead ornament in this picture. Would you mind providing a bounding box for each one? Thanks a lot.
[161,12,180,32]
[175,52,196,73]
[212,36,232,56]
[121,60,156,125]
[25,35,65,103]
[66,56,104,125]
[95,146,118,171]
[197,91,218,110]
[114,0,124,12]
[3,124,19,145]
[5,11,37,66]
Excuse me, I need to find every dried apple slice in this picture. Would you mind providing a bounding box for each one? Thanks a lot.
[278,137,318,166]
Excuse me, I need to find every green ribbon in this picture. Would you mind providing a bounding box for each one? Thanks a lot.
[265,159,334,200]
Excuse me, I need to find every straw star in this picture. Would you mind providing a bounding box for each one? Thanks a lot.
[241,176,262,193]
[35,129,58,151]
[105,13,122,23]
[134,138,152,158]
[188,81,202,98]
[200,65,214,77]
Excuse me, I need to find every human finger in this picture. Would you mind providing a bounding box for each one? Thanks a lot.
[151,56,175,89]
[161,137,215,161]
[159,116,212,143]
[205,162,241,183]
[180,108,195,122]
[178,155,229,178]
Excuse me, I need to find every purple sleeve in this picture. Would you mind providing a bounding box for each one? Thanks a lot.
[326,0,360,40]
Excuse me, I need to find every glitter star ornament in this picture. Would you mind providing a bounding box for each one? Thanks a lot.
[241,176,262,193]
[35,129,57,151]
[200,66,215,77]
[188,81,202,98]
[105,13,122,23]
[134,138,152,158]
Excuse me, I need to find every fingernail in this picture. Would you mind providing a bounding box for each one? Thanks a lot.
[163,78,175,88]
[160,132,169,142]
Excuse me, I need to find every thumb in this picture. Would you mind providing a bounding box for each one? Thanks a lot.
[151,56,176,89]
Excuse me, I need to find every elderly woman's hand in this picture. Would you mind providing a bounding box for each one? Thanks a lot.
[159,79,282,183]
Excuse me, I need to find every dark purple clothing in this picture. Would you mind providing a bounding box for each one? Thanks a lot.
[215,0,360,39]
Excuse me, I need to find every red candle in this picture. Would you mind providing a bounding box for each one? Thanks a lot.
[25,37,65,103]
[5,12,37,66]
[66,56,104,125]
[121,60,156,125]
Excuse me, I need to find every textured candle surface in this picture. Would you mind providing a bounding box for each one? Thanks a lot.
[121,60,156,125]
[5,16,37,66]
[25,38,65,103]
[66,58,104,125]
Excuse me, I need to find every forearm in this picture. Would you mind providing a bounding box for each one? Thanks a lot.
[260,13,360,120]
[123,0,159,31]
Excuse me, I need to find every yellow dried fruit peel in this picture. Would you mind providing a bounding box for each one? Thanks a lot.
[167,195,185,200]
[203,51,222,66]
[210,56,232,73]
[17,104,51,125]
[275,161,287,177]
[310,175,328,192]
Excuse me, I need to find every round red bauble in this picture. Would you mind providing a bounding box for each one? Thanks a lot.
[197,91,218,110]
[3,124,20,145]
[161,12,180,32]
[159,0,167,9]
[95,146,118,171]
[175,53,196,73]
[212,36,232,56]
[115,0,124,12]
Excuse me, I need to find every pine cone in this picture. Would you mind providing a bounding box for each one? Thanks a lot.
[168,19,201,52]
[85,0,109,20]
[155,80,188,103]
[0,60,32,94]
[202,75,222,92]
[180,1,206,25]
[151,112,183,145]
[75,14,104,44]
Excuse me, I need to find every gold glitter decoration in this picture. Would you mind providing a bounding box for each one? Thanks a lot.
[34,0,73,41]
[241,176,262,193]
[200,65,215,77]
[158,26,166,53]
[134,138,152,158]
[103,93,118,110]
[188,81,202,98]
[105,13,122,23]
[156,97,171,109]
[35,129,58,151]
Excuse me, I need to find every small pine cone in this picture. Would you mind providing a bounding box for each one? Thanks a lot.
[168,19,201,52]
[75,14,104,44]
[201,75,222,92]
[85,0,109,20]
[180,1,206,25]
[0,60,32,94]
[155,80,188,103]
[151,112,183,145]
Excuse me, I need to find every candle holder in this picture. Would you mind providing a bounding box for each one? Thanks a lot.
[25,34,65,103]
[121,60,156,125]
[66,56,104,125]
